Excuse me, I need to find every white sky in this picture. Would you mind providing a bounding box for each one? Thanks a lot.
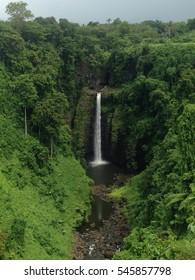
[0,0,195,24]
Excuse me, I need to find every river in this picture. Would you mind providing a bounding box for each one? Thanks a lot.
[76,161,128,260]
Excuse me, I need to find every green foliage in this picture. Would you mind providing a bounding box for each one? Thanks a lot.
[0,59,91,258]
[112,103,195,259]
[0,232,7,259]
[0,63,13,116]
[8,218,26,247]
[19,137,49,173]
[0,116,21,158]
[114,227,169,260]
[103,23,195,260]
[32,92,68,138]
[73,88,95,160]
[0,22,92,258]
[0,21,25,70]
[56,125,73,157]
[12,74,38,109]
[6,1,34,31]
[177,104,195,171]
[1,8,195,260]
[113,227,195,260]
[0,126,91,259]
[187,18,195,31]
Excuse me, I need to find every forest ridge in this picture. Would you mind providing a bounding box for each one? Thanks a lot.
[0,1,195,259]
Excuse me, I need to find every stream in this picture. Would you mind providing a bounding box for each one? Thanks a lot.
[73,161,128,260]
[83,162,124,230]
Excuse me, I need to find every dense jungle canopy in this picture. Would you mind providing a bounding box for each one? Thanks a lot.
[0,1,195,259]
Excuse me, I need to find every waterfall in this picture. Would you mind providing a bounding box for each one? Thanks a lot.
[94,92,102,163]
[91,92,108,166]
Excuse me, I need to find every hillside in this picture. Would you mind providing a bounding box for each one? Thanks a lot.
[0,2,195,259]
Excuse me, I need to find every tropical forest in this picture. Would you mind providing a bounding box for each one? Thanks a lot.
[0,1,195,260]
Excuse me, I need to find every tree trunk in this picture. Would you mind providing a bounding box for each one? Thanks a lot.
[50,137,53,159]
[24,108,28,137]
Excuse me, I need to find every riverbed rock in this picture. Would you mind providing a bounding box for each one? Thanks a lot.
[72,200,129,260]
[113,173,130,186]
[72,232,88,260]
[72,173,130,260]
[92,185,112,201]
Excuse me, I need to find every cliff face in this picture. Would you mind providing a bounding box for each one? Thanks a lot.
[72,88,96,161]
[72,87,128,167]
[101,88,127,167]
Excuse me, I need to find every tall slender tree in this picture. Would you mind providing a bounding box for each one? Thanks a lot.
[13,74,38,137]
[6,1,34,31]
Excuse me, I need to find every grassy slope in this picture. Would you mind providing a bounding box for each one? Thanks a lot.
[0,115,92,260]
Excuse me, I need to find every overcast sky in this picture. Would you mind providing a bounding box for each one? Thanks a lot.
[0,0,195,24]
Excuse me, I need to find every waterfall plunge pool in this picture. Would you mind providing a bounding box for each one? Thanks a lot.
[87,161,125,186]
[79,161,126,230]
[76,91,128,259]
[84,161,127,227]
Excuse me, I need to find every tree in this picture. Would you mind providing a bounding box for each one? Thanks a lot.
[165,21,174,39]
[113,18,122,25]
[176,69,195,100]
[187,18,195,31]
[21,21,47,42]
[34,17,63,45]
[177,104,195,172]
[13,74,38,137]
[6,1,34,31]
[0,21,25,68]
[87,21,99,26]
[32,92,68,159]
[107,18,112,24]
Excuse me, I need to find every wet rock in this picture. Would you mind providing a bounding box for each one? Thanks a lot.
[72,179,129,260]
[72,201,129,260]
[92,185,111,202]
[113,173,130,186]
[72,232,88,260]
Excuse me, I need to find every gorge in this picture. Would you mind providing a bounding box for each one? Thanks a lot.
[73,90,128,259]
[0,8,195,260]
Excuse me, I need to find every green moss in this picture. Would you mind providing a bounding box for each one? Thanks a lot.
[109,186,127,201]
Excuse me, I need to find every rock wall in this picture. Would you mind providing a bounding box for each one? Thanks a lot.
[72,87,96,161]
[73,86,128,167]
[101,88,127,167]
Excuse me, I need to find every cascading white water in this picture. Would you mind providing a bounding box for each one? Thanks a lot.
[90,91,108,166]
[94,92,102,163]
